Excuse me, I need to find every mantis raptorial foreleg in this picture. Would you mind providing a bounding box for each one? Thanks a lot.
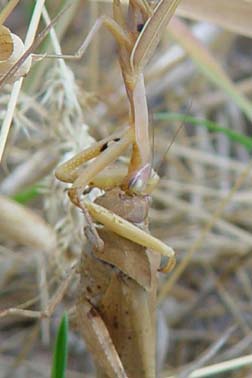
[55,128,134,206]
[55,130,175,272]
[55,0,180,270]
[52,0,181,188]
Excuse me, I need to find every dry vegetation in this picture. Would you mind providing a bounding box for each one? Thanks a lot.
[1,0,252,377]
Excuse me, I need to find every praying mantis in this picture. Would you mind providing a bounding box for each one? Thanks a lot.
[55,0,181,376]
[0,0,181,376]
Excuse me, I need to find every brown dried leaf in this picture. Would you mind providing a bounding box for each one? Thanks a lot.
[178,0,252,38]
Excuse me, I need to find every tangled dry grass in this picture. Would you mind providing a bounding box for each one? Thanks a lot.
[1,1,252,377]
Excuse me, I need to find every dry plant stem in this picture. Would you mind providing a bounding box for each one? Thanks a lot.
[0,195,57,250]
[76,188,160,378]
[0,3,72,89]
[158,161,252,302]
[168,142,248,174]
[0,266,76,319]
[168,17,252,121]
[12,325,40,371]
[0,0,46,162]
[154,190,252,245]
[176,0,252,38]
[0,0,20,24]
[89,0,100,91]
[197,77,252,110]
[41,4,82,113]
[178,325,236,378]
[165,354,252,378]
[160,179,252,204]
[0,147,60,195]
[211,269,250,335]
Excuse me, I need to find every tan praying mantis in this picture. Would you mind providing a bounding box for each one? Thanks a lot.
[55,0,180,271]
[0,0,182,376]
[55,0,181,377]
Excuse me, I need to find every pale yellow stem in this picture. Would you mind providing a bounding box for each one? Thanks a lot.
[0,0,20,24]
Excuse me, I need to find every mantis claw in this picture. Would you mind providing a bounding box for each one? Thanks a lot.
[159,254,176,273]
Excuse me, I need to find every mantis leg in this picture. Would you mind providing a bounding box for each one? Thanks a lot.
[56,128,134,206]
[55,128,128,183]
[76,299,128,378]
[83,197,176,273]
[44,14,131,61]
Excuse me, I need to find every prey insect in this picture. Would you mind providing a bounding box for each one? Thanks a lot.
[55,0,181,377]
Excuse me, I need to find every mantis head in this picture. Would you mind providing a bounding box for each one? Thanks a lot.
[128,163,159,194]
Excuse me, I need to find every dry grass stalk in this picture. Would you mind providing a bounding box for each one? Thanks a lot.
[2,0,252,377]
[0,194,57,250]
[0,0,46,160]
[177,0,252,38]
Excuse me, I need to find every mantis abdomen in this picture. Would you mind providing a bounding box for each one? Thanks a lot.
[76,187,160,377]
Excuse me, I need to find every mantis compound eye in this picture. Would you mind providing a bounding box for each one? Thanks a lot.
[128,164,159,194]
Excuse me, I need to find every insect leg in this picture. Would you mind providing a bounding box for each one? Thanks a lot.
[83,199,176,273]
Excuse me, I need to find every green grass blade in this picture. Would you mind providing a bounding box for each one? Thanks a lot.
[51,313,69,378]
[155,112,252,151]
[11,185,41,204]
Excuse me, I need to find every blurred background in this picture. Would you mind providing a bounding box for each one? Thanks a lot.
[1,0,252,377]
